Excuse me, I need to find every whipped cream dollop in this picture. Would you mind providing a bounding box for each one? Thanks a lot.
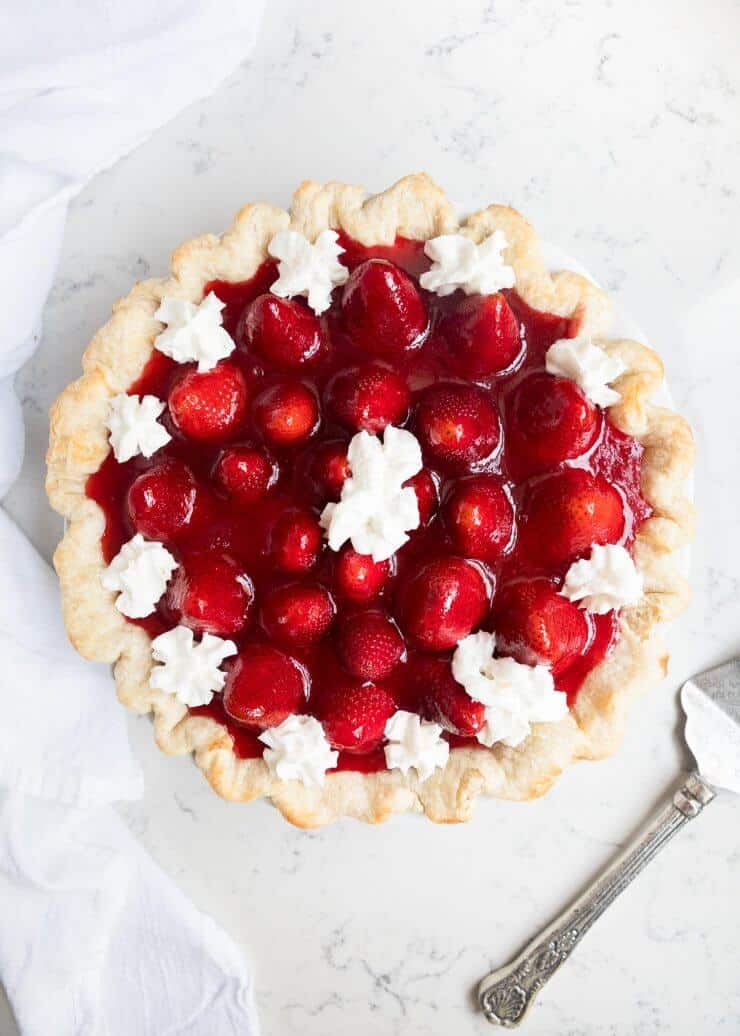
[420,231,516,297]
[452,631,568,749]
[259,714,339,788]
[107,393,171,462]
[545,335,626,407]
[268,229,349,315]
[154,292,235,371]
[561,543,643,614]
[149,627,237,708]
[101,534,178,618]
[320,425,423,562]
[384,710,450,782]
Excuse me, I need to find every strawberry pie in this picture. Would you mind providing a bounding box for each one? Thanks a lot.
[47,175,694,826]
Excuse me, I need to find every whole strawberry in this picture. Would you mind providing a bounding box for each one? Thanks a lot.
[337,610,406,681]
[223,643,309,730]
[342,259,428,358]
[315,675,396,753]
[168,360,248,442]
[398,556,489,652]
[520,469,624,568]
[493,578,591,674]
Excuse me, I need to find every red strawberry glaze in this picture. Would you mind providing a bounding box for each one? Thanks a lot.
[86,235,651,771]
[190,697,264,758]
[331,747,388,774]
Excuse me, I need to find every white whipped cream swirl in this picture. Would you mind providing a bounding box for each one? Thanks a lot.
[150,626,237,707]
[420,231,516,297]
[452,631,568,749]
[545,335,626,407]
[384,710,450,782]
[268,229,349,315]
[154,292,235,371]
[101,534,178,618]
[259,714,339,788]
[107,393,171,462]
[561,543,643,614]
[320,425,423,563]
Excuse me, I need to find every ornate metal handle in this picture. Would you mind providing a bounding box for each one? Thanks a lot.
[478,772,715,1027]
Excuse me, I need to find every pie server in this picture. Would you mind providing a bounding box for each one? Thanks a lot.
[477,658,740,1027]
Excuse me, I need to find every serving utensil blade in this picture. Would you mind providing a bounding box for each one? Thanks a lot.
[478,657,740,1026]
[682,658,740,794]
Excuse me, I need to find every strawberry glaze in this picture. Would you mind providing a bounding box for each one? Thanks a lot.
[87,236,651,766]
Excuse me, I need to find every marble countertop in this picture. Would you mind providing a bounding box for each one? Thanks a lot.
[3,0,740,1032]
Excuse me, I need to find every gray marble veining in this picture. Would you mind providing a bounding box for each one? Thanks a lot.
[3,1,740,1033]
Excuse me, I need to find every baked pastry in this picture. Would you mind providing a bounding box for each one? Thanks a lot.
[47,174,694,827]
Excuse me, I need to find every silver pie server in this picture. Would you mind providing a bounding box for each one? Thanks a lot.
[477,658,740,1028]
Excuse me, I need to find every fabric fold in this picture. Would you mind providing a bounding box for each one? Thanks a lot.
[1,2,264,1033]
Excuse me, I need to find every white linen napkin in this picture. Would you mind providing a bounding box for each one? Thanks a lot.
[0,3,264,1033]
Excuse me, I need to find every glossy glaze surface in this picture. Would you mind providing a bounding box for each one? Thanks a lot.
[87,236,649,767]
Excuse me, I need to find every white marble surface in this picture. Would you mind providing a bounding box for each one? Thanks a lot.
[3,1,740,1033]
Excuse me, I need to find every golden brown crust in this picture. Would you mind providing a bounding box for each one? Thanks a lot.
[46,174,694,827]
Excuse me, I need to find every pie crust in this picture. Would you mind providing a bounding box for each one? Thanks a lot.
[47,174,694,827]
